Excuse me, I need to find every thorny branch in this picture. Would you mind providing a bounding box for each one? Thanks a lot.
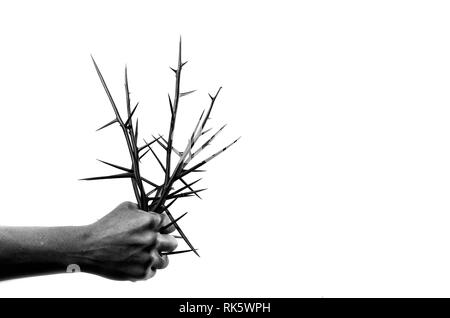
[82,38,239,257]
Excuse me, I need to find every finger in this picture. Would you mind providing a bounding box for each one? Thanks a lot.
[158,255,169,269]
[144,266,156,280]
[160,212,182,234]
[156,233,178,253]
[150,250,169,270]
[157,213,176,234]
[146,211,165,230]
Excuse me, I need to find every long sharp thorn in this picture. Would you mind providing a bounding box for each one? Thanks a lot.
[163,208,199,257]
[139,148,150,160]
[91,56,122,123]
[141,176,158,187]
[181,169,206,174]
[165,197,178,210]
[147,196,162,200]
[134,119,139,140]
[161,249,198,256]
[80,172,133,181]
[169,188,206,199]
[124,102,139,127]
[166,193,195,199]
[146,186,159,197]
[96,159,132,173]
[178,36,182,69]
[125,66,131,116]
[160,212,188,231]
[180,90,196,97]
[146,142,166,172]
[201,128,213,136]
[96,118,118,131]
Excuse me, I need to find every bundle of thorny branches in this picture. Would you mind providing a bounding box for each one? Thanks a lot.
[82,39,239,256]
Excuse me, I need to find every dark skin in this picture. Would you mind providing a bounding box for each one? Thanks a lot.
[0,202,178,281]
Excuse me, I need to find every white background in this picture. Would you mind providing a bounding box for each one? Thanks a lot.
[0,0,450,297]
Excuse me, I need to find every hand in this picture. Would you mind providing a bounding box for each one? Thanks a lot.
[81,201,178,281]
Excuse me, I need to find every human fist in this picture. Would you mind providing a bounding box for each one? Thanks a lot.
[80,202,178,281]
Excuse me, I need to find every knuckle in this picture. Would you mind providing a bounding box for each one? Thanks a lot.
[147,212,163,228]
[160,255,169,269]
[121,201,135,209]
[145,232,158,246]
[141,213,153,225]
[133,213,152,231]
[161,213,170,225]
[149,249,159,262]
[134,231,157,248]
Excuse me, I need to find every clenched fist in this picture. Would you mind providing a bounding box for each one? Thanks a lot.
[82,202,178,281]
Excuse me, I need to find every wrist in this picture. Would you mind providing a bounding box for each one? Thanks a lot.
[60,225,94,273]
